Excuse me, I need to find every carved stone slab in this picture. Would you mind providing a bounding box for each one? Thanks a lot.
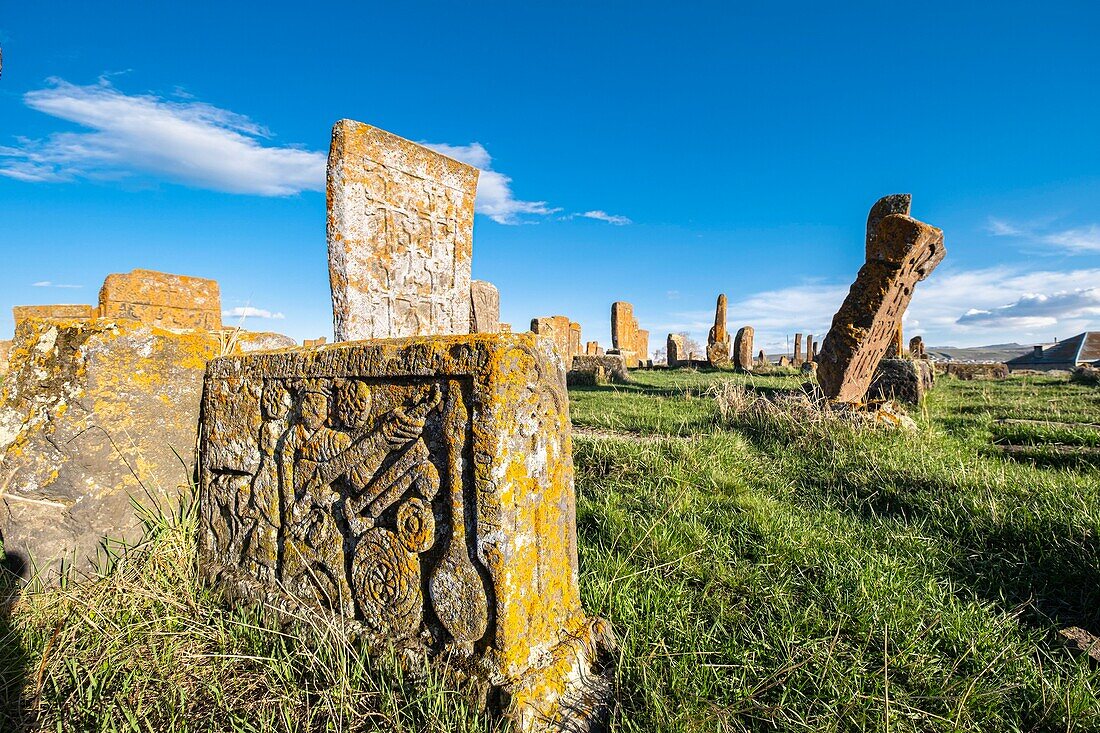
[610,301,647,367]
[12,304,98,327]
[530,315,580,370]
[327,120,478,341]
[793,333,803,364]
[99,269,221,330]
[197,333,610,728]
[666,333,687,367]
[733,326,754,372]
[818,196,945,403]
[706,294,731,367]
[469,280,500,334]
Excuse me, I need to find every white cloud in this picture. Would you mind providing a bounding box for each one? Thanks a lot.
[577,210,632,225]
[988,217,1100,254]
[224,306,285,320]
[423,141,559,225]
[955,288,1100,329]
[0,78,325,195]
[31,280,82,288]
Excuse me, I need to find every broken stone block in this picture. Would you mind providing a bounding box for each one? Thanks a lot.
[469,280,500,334]
[13,304,98,327]
[585,341,602,356]
[667,333,687,367]
[304,337,328,348]
[570,354,631,384]
[733,326,754,372]
[567,365,609,387]
[706,294,731,367]
[909,335,926,359]
[230,330,297,352]
[778,355,790,367]
[818,195,945,404]
[196,333,612,729]
[99,269,221,330]
[327,120,478,341]
[0,318,224,582]
[868,358,935,404]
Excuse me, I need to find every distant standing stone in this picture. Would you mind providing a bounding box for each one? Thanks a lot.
[793,333,803,364]
[667,333,688,367]
[733,326,754,372]
[469,280,500,334]
[706,294,732,367]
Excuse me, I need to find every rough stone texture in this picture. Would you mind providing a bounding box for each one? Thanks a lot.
[610,302,646,368]
[884,322,904,359]
[733,327,754,372]
[530,316,580,370]
[0,340,10,377]
[817,195,945,404]
[939,362,1008,380]
[800,361,818,376]
[99,269,222,331]
[567,365,609,387]
[909,336,926,359]
[793,333,803,364]
[868,358,935,404]
[13,304,98,327]
[231,331,297,353]
[197,333,612,730]
[499,323,512,334]
[806,335,815,363]
[0,318,225,582]
[706,294,731,367]
[327,120,478,342]
[304,337,328,348]
[757,349,768,366]
[667,334,688,367]
[570,355,631,384]
[778,356,790,367]
[584,341,602,357]
[469,280,500,334]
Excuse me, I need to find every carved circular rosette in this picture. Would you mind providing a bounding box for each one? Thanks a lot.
[351,528,422,638]
[396,497,435,554]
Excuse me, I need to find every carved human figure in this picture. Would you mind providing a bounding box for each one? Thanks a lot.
[247,382,292,581]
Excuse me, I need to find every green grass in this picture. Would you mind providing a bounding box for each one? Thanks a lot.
[3,369,1099,731]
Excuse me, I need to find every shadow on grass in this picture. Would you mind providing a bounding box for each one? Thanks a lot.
[0,557,33,732]
[810,469,1100,636]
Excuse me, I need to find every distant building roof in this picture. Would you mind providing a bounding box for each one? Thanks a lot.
[1006,331,1100,368]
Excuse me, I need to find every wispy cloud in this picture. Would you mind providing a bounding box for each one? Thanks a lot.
[988,217,1100,254]
[955,288,1100,329]
[423,141,559,225]
[0,78,325,195]
[32,280,82,288]
[224,306,285,320]
[576,210,632,225]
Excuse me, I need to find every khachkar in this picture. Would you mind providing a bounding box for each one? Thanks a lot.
[733,326,754,372]
[469,280,500,334]
[706,294,731,367]
[609,301,648,368]
[817,194,945,403]
[198,336,611,728]
[667,333,687,367]
[793,333,803,364]
[327,120,478,341]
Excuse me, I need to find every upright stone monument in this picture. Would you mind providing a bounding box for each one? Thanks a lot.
[531,315,580,369]
[610,301,646,368]
[469,280,500,334]
[706,294,731,367]
[585,341,603,356]
[806,335,815,363]
[327,120,478,341]
[817,195,945,404]
[909,335,926,359]
[793,333,803,365]
[667,333,687,367]
[201,122,612,731]
[733,326,754,372]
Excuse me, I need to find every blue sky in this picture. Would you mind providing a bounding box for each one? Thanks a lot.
[2,2,1099,354]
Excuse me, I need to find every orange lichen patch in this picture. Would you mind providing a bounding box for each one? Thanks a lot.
[98,268,221,330]
[197,332,611,731]
[12,304,97,327]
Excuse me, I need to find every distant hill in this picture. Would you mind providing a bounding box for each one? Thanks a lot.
[926,343,1036,363]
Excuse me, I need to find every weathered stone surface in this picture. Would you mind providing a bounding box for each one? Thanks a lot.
[304,337,328,348]
[570,354,631,384]
[499,323,512,333]
[13,304,98,327]
[610,302,646,368]
[778,355,790,367]
[733,326,754,372]
[469,280,500,334]
[567,365,609,387]
[667,333,688,367]
[909,336,926,359]
[884,322,904,358]
[868,358,935,404]
[939,362,1008,380]
[530,316,580,370]
[807,335,816,363]
[818,195,945,404]
[326,120,478,341]
[99,269,221,331]
[801,360,818,376]
[585,341,602,357]
[793,333,803,364]
[0,340,10,377]
[706,294,731,367]
[231,331,298,353]
[757,349,768,366]
[0,318,224,582]
[197,333,611,729]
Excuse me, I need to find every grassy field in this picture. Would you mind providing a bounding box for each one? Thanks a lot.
[3,368,1099,731]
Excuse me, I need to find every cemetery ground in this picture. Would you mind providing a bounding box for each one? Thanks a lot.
[2,369,1099,731]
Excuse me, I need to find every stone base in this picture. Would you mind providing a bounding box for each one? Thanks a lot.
[868,358,935,404]
[706,341,730,368]
[197,333,613,731]
[571,354,631,383]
